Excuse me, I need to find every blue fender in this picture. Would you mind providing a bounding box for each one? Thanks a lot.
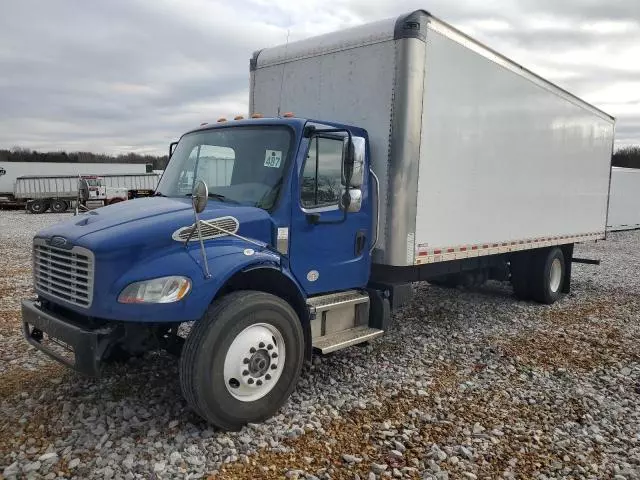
[102,239,306,323]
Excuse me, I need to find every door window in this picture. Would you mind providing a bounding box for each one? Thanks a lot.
[301,136,344,208]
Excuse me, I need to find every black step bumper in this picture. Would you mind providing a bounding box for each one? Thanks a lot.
[22,299,117,377]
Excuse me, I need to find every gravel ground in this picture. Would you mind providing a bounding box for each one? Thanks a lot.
[1,209,639,480]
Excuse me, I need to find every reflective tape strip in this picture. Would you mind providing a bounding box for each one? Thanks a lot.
[415,232,605,265]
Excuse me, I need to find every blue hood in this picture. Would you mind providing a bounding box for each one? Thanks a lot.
[33,196,282,322]
[35,196,275,255]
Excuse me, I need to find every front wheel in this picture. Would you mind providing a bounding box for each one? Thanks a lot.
[179,290,304,430]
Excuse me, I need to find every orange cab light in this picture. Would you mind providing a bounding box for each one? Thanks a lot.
[234,115,244,120]
[251,113,264,119]
[200,122,208,126]
[282,112,295,118]
[217,117,227,123]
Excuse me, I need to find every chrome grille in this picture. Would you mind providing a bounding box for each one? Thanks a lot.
[33,238,94,307]
[172,216,239,242]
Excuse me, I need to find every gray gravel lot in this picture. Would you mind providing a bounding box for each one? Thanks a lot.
[1,210,639,480]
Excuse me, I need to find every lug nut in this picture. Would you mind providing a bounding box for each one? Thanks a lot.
[250,347,256,354]
[243,358,250,364]
[265,374,271,380]
[243,370,249,376]
[256,380,263,386]
[248,378,254,384]
[259,342,265,348]
[271,364,277,370]
[271,352,278,358]
[267,344,273,350]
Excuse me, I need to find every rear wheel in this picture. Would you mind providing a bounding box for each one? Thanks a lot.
[27,199,47,214]
[179,291,304,430]
[51,199,68,213]
[530,247,565,305]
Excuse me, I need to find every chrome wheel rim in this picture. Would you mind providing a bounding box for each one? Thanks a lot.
[549,258,562,293]
[223,322,285,402]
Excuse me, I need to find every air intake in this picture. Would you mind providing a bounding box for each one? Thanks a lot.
[172,216,240,242]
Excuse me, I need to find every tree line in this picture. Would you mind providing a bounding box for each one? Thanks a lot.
[612,146,640,169]
[0,148,169,170]
[1,145,639,171]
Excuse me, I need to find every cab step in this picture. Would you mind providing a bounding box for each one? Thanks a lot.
[312,326,384,354]
[307,289,369,314]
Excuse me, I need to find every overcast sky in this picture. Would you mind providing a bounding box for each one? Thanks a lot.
[0,0,638,155]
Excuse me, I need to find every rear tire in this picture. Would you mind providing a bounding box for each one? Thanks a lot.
[179,291,304,430]
[27,199,47,214]
[530,247,565,305]
[51,199,68,213]
[510,253,532,300]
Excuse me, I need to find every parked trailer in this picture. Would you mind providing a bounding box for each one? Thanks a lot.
[607,166,640,231]
[16,173,160,213]
[22,9,614,431]
[0,162,150,207]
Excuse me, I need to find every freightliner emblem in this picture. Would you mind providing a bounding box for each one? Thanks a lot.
[49,236,69,248]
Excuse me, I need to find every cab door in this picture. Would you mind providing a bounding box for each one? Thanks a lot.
[288,132,371,295]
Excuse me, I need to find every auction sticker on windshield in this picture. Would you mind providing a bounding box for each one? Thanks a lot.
[264,150,282,168]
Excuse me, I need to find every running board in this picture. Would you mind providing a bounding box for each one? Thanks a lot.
[307,289,370,315]
[312,326,383,354]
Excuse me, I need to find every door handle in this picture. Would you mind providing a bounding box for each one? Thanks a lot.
[355,230,366,256]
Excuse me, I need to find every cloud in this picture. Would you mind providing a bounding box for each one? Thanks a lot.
[0,0,638,154]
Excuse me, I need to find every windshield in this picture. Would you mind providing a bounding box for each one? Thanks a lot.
[157,126,293,210]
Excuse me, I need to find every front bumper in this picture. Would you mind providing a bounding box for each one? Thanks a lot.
[22,299,117,377]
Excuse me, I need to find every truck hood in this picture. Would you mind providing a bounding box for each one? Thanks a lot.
[35,196,275,255]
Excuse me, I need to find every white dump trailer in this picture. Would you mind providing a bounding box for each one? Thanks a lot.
[607,166,640,231]
[15,173,160,213]
[251,9,614,302]
[0,162,149,199]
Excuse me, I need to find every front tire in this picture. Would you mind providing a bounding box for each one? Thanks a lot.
[179,291,304,430]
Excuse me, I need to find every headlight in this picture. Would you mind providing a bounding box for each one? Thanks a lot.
[118,276,191,304]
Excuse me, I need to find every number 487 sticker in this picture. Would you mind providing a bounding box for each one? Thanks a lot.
[264,150,282,168]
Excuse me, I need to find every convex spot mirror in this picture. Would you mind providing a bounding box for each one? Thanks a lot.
[192,179,208,213]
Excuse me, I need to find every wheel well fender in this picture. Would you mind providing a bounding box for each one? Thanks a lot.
[214,265,312,361]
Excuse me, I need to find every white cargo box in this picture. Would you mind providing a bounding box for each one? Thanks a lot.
[251,9,615,267]
[607,166,640,231]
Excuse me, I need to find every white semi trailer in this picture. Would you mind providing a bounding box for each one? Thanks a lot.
[607,166,640,231]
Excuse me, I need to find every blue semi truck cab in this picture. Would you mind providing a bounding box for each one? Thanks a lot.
[22,117,401,430]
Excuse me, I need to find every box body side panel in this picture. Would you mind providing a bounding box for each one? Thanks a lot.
[415,27,614,253]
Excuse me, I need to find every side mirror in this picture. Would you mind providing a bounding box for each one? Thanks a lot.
[169,141,178,158]
[342,136,365,187]
[192,179,208,213]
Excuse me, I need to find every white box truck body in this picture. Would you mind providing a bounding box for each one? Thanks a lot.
[250,10,614,268]
[607,166,640,231]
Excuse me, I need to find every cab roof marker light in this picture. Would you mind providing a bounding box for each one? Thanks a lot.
[234,115,244,120]
[217,117,227,123]
[251,113,263,118]
[200,122,208,126]
[282,112,295,118]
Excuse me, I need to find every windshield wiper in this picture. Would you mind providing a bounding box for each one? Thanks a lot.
[184,192,240,204]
